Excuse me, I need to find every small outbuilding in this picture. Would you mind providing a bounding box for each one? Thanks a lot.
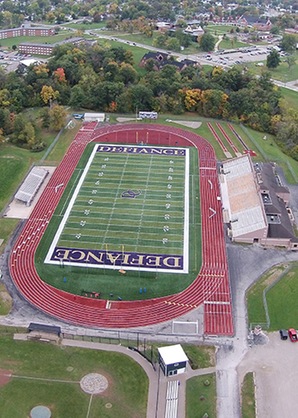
[158,344,189,376]
[84,113,105,122]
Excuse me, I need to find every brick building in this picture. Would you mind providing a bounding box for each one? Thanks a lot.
[0,25,55,40]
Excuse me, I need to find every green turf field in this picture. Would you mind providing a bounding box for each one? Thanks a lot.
[46,143,189,273]
[37,143,201,300]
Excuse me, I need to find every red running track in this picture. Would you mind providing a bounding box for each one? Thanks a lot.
[9,123,233,335]
[216,123,239,156]
[207,122,229,155]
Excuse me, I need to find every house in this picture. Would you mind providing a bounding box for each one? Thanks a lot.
[237,15,272,31]
[156,22,173,32]
[139,52,198,72]
[158,344,189,376]
[183,20,204,37]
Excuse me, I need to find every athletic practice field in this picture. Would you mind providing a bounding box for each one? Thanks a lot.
[45,144,190,274]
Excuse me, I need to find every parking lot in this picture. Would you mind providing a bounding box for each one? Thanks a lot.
[238,331,298,418]
[201,45,275,67]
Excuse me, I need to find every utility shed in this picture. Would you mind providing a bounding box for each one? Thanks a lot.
[158,344,188,376]
[84,113,105,122]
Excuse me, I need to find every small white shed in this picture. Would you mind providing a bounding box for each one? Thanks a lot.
[158,344,189,376]
[84,113,105,122]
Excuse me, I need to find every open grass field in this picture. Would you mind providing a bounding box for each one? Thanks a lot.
[0,331,148,418]
[241,372,256,418]
[36,141,201,300]
[246,52,298,83]
[186,373,216,418]
[266,263,298,330]
[279,86,298,109]
[217,37,250,50]
[246,263,298,330]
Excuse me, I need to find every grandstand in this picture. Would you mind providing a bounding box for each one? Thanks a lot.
[15,167,49,207]
[220,155,298,250]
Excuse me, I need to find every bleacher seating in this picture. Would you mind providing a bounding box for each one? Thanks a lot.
[15,167,49,206]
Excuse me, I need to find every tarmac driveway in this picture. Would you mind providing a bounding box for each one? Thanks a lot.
[238,332,298,418]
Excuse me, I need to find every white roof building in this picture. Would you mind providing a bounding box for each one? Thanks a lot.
[158,344,189,376]
[84,113,105,122]
[220,155,268,243]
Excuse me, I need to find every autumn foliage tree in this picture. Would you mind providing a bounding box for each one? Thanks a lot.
[40,85,60,107]
[53,67,66,83]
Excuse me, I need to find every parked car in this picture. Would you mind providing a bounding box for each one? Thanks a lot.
[288,328,298,342]
[279,329,288,340]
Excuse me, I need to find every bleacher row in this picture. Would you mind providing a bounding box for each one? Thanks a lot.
[165,380,179,418]
[15,167,49,206]
[9,123,234,336]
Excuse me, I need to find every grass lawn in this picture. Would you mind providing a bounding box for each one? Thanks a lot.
[247,55,298,83]
[0,331,148,418]
[0,127,56,209]
[186,373,216,418]
[279,86,298,109]
[65,22,106,30]
[182,345,215,369]
[266,263,298,330]
[246,264,289,328]
[217,37,250,50]
[241,372,256,418]
[0,283,12,315]
[239,125,298,183]
[0,218,19,255]
[45,122,82,163]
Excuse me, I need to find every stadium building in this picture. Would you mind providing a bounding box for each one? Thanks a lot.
[220,155,298,250]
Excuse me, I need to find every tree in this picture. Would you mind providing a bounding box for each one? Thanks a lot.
[270,26,279,35]
[166,37,181,52]
[118,63,138,85]
[280,34,297,53]
[199,33,216,52]
[49,105,67,131]
[40,107,50,129]
[53,67,66,83]
[40,85,59,107]
[266,50,280,69]
[11,114,36,146]
[285,55,296,69]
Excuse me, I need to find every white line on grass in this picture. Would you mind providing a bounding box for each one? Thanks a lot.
[45,144,99,264]
[86,394,93,418]
[102,153,129,247]
[59,169,84,217]
[135,155,153,249]
[11,374,80,384]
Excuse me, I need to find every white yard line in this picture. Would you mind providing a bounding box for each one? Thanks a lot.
[45,144,99,264]
[102,153,129,247]
[135,155,154,249]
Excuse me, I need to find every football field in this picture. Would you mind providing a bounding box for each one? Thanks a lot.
[45,144,190,273]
